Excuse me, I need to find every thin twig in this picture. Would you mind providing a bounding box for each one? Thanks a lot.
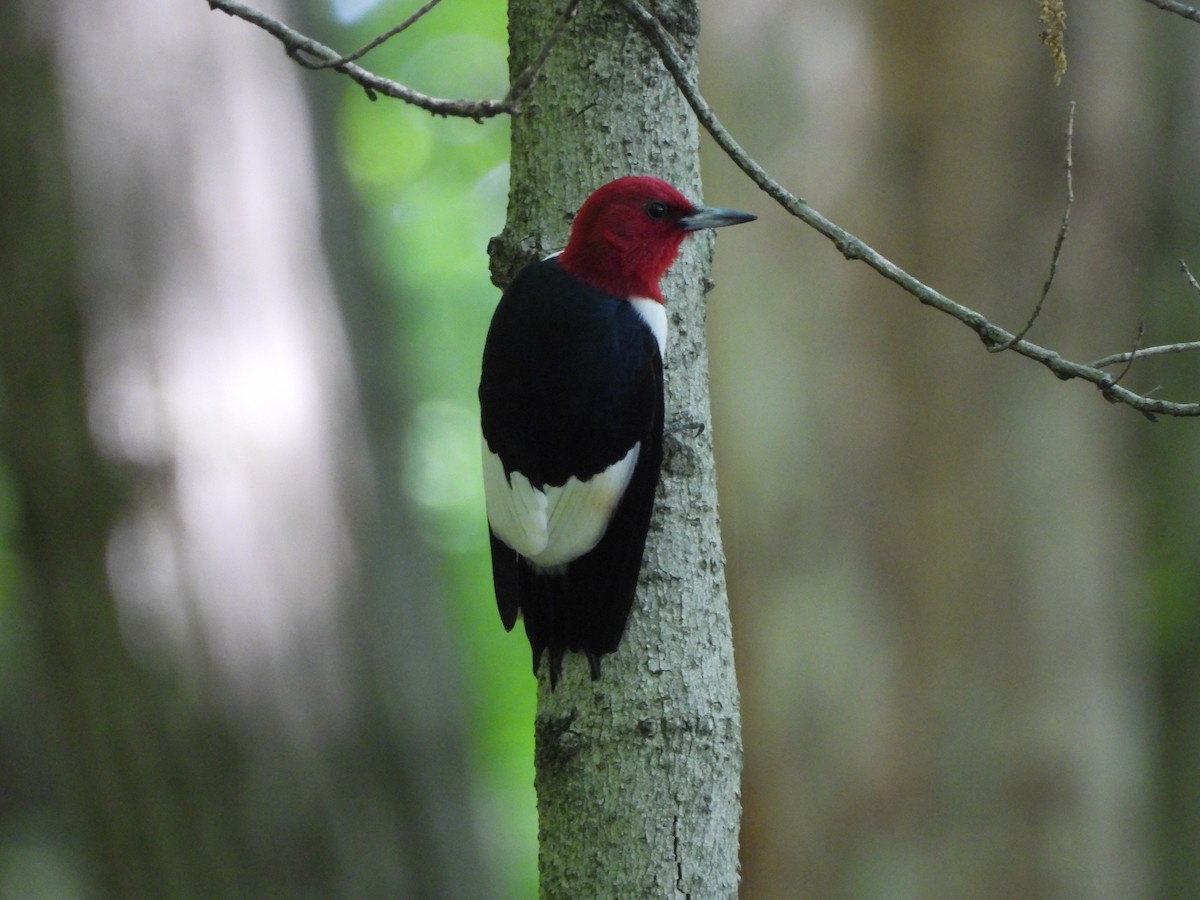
[1090,341,1200,368]
[1102,323,1151,419]
[990,101,1075,353]
[1108,322,1145,390]
[1181,259,1200,296]
[1088,263,1200,367]
[614,0,1200,419]
[1144,0,1200,24]
[294,0,444,70]
[205,0,577,118]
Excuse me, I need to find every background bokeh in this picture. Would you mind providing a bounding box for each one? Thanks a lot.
[2,0,1198,897]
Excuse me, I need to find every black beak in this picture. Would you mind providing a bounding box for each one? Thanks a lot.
[679,204,757,231]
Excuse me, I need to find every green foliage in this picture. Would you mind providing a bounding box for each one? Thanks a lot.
[330,2,536,894]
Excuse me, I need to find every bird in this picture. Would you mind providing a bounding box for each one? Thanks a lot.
[479,176,755,688]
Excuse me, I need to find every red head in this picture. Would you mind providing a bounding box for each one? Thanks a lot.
[557,176,755,302]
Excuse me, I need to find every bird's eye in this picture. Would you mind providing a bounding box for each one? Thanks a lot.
[644,201,669,220]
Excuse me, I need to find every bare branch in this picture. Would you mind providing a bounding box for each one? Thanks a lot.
[295,0,444,71]
[1090,341,1200,369]
[615,0,1200,419]
[205,0,578,118]
[1144,0,1200,24]
[990,100,1075,353]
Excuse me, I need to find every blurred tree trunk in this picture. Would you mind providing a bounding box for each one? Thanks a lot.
[1138,11,1200,897]
[0,7,232,896]
[703,0,1159,897]
[859,4,1155,895]
[0,0,490,896]
[496,0,742,894]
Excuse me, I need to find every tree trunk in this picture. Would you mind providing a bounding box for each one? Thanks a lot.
[0,0,491,894]
[496,1,742,895]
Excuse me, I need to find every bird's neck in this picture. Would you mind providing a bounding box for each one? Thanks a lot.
[558,236,683,303]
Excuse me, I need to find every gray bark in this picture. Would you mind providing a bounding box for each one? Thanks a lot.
[496,1,742,896]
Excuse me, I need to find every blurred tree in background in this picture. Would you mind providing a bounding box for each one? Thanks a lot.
[3,0,1200,897]
[704,1,1200,897]
[0,0,521,895]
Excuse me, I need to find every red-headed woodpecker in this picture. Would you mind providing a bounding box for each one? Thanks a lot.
[479,176,755,688]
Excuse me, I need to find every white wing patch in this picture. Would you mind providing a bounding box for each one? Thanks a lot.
[482,436,640,570]
[628,297,667,356]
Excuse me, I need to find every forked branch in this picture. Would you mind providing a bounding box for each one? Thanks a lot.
[294,0,444,70]
[205,0,579,116]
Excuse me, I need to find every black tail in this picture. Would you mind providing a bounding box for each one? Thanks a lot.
[516,567,605,689]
